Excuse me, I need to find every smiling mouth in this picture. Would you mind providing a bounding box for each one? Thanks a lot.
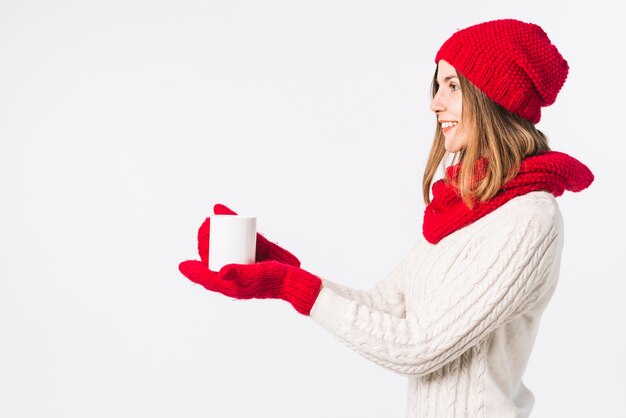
[441,121,458,133]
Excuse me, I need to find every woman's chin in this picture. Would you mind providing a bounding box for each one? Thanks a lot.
[444,135,467,153]
[444,143,462,153]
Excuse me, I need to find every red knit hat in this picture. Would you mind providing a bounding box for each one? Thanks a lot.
[435,19,569,124]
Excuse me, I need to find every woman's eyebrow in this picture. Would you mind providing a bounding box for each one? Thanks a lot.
[439,75,459,83]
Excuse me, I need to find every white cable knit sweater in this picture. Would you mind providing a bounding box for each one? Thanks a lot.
[309,191,564,418]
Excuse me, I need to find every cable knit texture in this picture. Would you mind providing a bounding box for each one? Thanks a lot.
[311,191,565,417]
[309,151,593,417]
[435,19,569,123]
[423,151,594,244]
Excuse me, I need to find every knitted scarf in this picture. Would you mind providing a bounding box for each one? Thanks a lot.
[423,151,594,244]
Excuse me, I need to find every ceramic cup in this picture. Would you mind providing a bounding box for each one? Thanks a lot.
[208,215,257,271]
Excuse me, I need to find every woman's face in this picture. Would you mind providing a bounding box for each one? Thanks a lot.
[431,60,468,153]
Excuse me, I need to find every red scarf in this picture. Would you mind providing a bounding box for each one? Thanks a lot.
[423,151,594,244]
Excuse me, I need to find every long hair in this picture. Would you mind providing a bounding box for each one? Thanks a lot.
[422,68,551,209]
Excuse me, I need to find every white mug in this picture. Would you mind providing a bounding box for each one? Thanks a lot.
[208,215,257,271]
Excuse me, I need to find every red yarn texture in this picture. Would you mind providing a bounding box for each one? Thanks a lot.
[423,151,594,244]
[197,204,300,267]
[181,203,319,315]
[220,261,322,315]
[435,19,569,124]
[179,260,322,316]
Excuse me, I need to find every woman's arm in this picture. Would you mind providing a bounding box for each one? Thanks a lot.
[321,280,406,319]
[319,244,424,319]
[310,203,563,377]
[322,250,415,318]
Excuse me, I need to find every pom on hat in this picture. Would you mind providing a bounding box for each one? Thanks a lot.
[435,19,569,124]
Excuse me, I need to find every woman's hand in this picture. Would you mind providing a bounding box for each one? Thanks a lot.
[196,204,301,268]
[179,260,322,316]
[180,204,320,314]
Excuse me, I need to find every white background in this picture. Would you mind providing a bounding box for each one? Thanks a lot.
[1,1,624,417]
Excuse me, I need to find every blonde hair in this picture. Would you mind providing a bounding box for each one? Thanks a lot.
[422,69,551,209]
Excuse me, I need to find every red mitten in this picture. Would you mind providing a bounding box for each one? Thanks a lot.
[179,260,322,315]
[197,204,300,267]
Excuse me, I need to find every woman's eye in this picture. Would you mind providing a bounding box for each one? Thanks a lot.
[450,83,460,91]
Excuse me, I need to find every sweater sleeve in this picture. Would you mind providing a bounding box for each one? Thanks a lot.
[319,244,422,319]
[309,206,562,377]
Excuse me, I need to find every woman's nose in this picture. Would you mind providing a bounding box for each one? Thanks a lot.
[430,92,445,114]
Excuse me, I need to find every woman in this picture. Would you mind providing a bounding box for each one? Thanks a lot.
[179,19,594,418]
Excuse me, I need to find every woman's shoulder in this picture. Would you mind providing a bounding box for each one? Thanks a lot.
[504,190,559,214]
[419,191,564,248]
[483,191,564,239]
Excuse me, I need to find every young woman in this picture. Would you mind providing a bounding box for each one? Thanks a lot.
[179,19,594,418]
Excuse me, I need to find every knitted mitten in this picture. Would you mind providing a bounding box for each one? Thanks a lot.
[179,260,322,315]
[197,204,300,267]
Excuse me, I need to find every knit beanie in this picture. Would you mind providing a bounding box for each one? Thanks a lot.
[435,19,569,124]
